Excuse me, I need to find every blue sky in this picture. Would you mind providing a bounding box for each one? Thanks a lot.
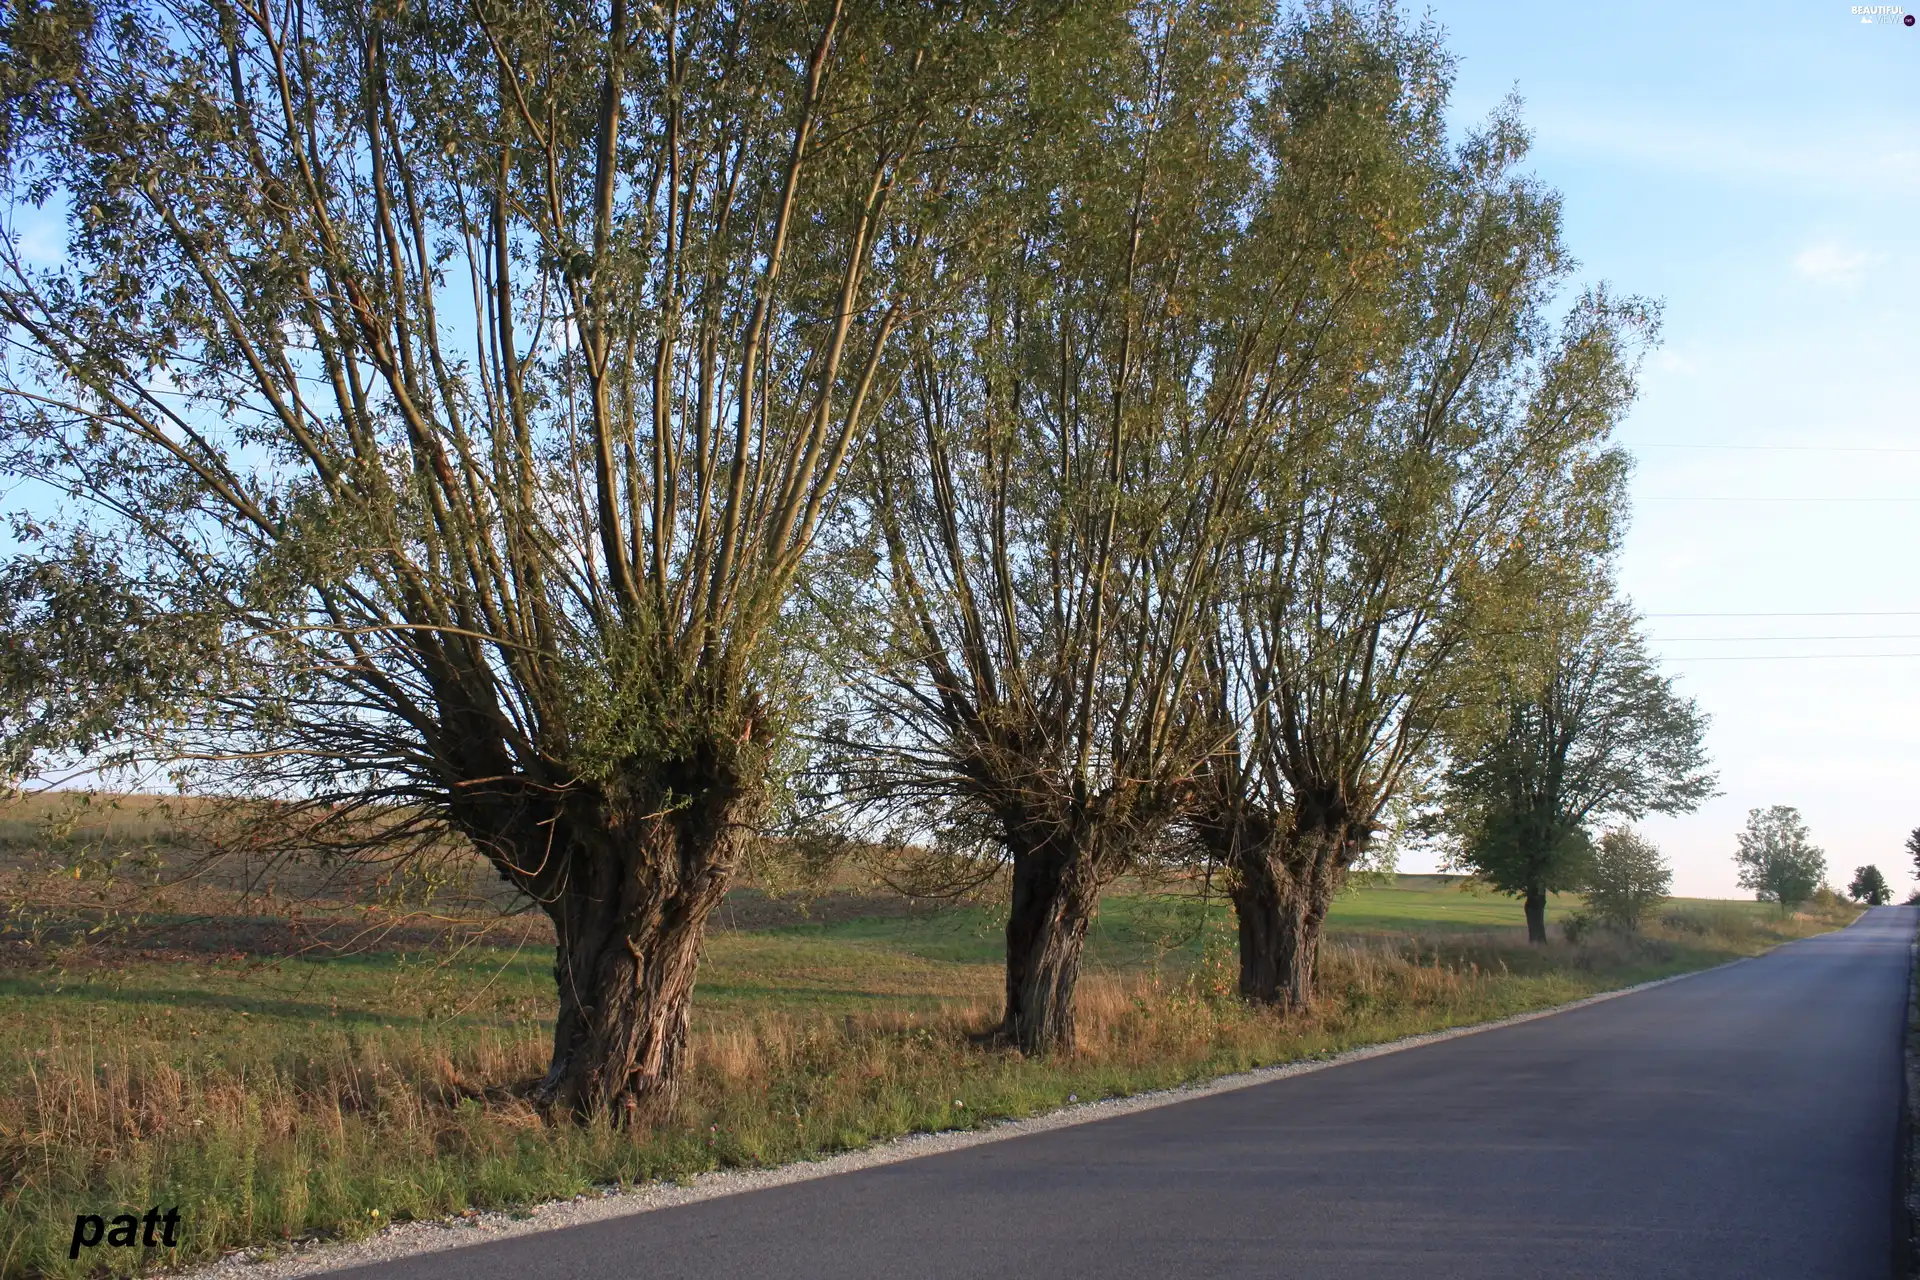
[5,2,1913,900]
[1393,1,1920,895]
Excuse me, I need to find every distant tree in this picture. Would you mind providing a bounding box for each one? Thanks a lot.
[1907,828,1920,887]
[1734,807,1827,912]
[1438,601,1716,944]
[1584,828,1671,933]
[1847,865,1890,906]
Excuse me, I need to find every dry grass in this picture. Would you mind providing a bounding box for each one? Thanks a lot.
[2,902,1849,1279]
[0,804,1856,1279]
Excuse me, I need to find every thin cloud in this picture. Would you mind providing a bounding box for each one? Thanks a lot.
[1793,242,1872,287]
[1523,109,1920,195]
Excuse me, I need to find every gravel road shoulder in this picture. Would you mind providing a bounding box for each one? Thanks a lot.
[180,963,1740,1280]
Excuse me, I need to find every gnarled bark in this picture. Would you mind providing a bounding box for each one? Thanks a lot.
[1228,849,1314,1009]
[456,752,754,1124]
[1000,825,1102,1055]
[1198,784,1364,1013]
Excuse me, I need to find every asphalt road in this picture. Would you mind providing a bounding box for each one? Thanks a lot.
[340,906,1914,1280]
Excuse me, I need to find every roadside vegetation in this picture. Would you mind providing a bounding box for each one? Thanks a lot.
[0,817,1856,1277]
[0,0,1870,1275]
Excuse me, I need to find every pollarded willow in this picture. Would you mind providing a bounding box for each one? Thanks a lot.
[0,0,1067,1119]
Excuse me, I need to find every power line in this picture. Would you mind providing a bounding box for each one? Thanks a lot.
[1657,634,1920,642]
[1663,653,1920,661]
[1621,442,1920,454]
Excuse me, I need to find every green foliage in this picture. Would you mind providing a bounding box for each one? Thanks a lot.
[1437,599,1714,925]
[1846,864,1890,906]
[1583,828,1672,933]
[0,0,1728,1145]
[0,0,1058,809]
[1458,810,1595,899]
[1733,806,1827,911]
[1558,908,1594,943]
[1185,5,1660,996]
[0,548,226,787]
[0,0,1109,1106]
[816,0,1275,855]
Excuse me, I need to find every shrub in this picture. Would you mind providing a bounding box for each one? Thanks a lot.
[1583,829,1672,933]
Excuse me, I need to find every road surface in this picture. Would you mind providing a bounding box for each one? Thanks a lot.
[337,906,1914,1279]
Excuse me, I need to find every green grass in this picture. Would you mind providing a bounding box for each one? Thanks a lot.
[0,873,1853,1278]
[745,875,1772,969]
[1327,874,1580,931]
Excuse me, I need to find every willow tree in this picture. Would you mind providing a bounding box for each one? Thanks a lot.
[1187,0,1447,1008]
[1193,46,1648,1006]
[0,0,1048,1119]
[812,0,1323,1055]
[1439,600,1714,942]
[814,0,1452,1054]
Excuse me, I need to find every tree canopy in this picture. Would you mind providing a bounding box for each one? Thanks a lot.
[0,0,1077,1118]
[1846,864,1889,907]
[1183,13,1657,1004]
[1734,806,1826,912]
[0,0,1697,1089]
[1438,599,1714,942]
[811,0,1288,1054]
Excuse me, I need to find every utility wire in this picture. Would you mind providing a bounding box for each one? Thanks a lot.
[1657,634,1920,642]
[1621,442,1920,454]
[1662,652,1920,661]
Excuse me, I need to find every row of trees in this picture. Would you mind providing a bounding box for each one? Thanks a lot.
[1734,804,1904,911]
[1433,602,1711,942]
[1481,803,1886,933]
[0,0,1713,1119]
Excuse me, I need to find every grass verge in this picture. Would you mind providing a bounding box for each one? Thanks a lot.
[0,884,1852,1280]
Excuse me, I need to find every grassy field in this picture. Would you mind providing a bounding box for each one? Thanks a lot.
[0,801,1857,1278]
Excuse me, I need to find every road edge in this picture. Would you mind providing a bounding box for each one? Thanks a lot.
[183,952,1759,1280]
[1901,919,1919,1278]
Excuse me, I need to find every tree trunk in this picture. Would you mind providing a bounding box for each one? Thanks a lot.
[459,762,751,1125]
[1297,878,1333,998]
[532,868,717,1124]
[1000,827,1101,1056]
[1216,806,1354,1013]
[1524,886,1547,944]
[1227,838,1313,1011]
[1192,791,1300,1009]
